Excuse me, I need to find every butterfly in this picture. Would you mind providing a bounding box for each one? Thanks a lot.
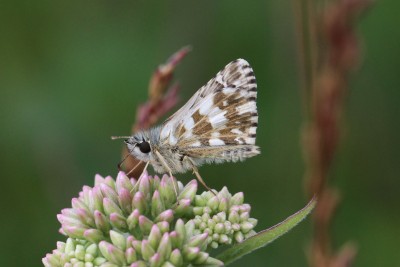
[114,59,259,196]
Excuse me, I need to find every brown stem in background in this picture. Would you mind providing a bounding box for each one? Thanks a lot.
[121,46,191,178]
[294,1,371,267]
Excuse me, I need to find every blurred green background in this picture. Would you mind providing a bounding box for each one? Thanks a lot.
[1,1,399,266]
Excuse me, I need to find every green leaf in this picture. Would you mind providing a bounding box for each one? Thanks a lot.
[216,197,316,265]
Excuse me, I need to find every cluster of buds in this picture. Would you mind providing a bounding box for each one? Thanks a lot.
[192,188,257,248]
[43,223,220,266]
[43,172,257,266]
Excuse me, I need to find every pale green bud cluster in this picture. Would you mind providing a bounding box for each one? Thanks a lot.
[43,225,222,266]
[43,172,257,266]
[43,238,106,267]
[192,187,257,248]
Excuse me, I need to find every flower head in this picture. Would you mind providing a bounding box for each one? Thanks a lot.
[44,172,257,266]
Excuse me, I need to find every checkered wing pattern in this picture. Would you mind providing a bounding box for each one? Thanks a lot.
[160,59,259,162]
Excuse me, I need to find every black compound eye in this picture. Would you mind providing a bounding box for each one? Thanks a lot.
[138,141,151,153]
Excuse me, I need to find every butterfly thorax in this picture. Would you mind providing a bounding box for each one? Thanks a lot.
[127,126,192,174]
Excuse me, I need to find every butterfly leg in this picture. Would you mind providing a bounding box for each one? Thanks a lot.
[131,161,149,193]
[184,156,217,196]
[154,150,179,197]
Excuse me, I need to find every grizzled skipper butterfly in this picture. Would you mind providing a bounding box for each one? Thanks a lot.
[113,59,259,196]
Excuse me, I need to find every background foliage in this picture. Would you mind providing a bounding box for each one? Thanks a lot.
[1,1,399,266]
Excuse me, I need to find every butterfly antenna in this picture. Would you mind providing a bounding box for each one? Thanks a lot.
[111,136,132,140]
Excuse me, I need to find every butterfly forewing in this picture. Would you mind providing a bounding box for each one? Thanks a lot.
[159,59,259,162]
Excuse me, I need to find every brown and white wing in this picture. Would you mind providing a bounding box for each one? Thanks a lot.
[159,59,259,160]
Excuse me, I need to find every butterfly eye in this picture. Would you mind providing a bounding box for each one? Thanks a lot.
[138,141,151,153]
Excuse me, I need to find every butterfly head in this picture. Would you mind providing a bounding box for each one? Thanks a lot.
[125,132,153,162]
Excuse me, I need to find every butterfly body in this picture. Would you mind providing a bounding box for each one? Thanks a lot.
[126,128,258,174]
[124,59,259,191]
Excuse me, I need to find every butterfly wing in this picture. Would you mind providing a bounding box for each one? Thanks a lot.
[159,59,259,161]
